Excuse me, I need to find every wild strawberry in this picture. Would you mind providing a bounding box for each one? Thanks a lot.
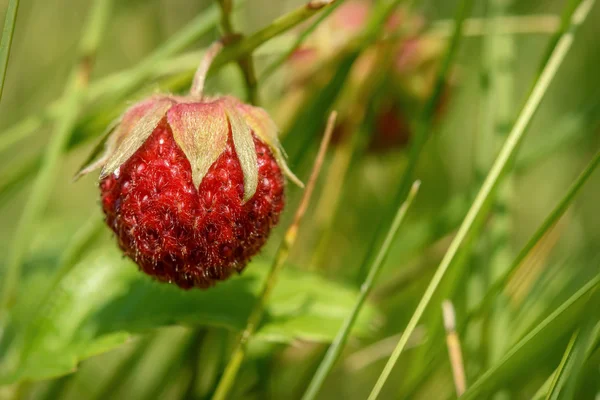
[78,43,302,289]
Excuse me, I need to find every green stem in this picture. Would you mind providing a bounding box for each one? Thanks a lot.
[0,0,20,102]
[217,0,259,104]
[477,0,516,380]
[302,182,420,400]
[211,0,337,72]
[0,0,113,318]
[367,0,593,398]
[544,331,580,400]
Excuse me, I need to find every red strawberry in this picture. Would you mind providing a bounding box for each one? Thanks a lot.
[78,43,301,289]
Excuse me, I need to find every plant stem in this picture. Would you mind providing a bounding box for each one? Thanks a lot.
[367,0,593,398]
[211,0,337,73]
[211,112,337,400]
[217,0,259,104]
[0,0,20,102]
[0,0,113,321]
[302,181,420,400]
[190,42,224,97]
[442,300,467,396]
[476,0,515,386]
[544,331,579,400]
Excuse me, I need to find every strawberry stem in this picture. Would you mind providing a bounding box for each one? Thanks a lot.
[190,41,224,98]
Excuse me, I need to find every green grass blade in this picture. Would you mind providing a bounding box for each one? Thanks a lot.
[470,148,600,321]
[545,292,600,400]
[0,0,113,317]
[367,0,594,398]
[473,0,517,382]
[532,375,555,400]
[461,273,600,400]
[302,182,420,400]
[545,332,579,400]
[216,0,258,104]
[0,0,20,102]
[212,0,338,72]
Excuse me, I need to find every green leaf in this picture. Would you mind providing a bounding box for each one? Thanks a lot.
[1,246,378,384]
[460,273,600,400]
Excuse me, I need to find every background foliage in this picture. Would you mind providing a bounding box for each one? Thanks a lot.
[0,0,599,399]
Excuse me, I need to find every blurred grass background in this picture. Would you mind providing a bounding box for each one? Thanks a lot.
[0,0,599,399]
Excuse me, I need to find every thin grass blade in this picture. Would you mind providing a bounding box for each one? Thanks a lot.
[302,181,420,400]
[545,291,600,400]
